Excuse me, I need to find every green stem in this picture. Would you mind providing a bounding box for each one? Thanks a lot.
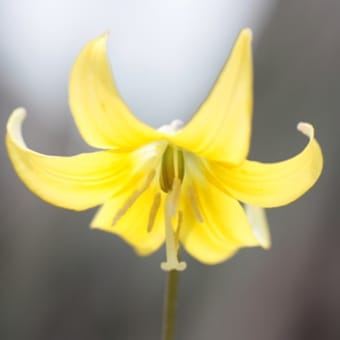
[162,270,179,340]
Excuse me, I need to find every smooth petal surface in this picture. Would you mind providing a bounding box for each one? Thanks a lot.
[206,123,323,207]
[180,204,239,264]
[91,183,165,256]
[6,108,136,210]
[179,174,259,264]
[171,29,253,164]
[69,34,161,150]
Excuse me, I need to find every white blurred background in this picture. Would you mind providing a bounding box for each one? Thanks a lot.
[1,1,339,339]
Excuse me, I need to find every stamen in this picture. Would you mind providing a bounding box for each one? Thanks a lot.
[174,146,179,179]
[175,211,183,250]
[159,146,184,193]
[112,170,156,226]
[161,184,186,272]
[188,186,204,223]
[147,193,161,232]
[168,178,181,217]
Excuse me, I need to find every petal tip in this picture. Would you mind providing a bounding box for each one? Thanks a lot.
[297,122,314,139]
[245,205,271,249]
[89,32,109,51]
[99,31,110,41]
[241,27,253,41]
[8,107,27,127]
[89,221,98,229]
[7,107,28,147]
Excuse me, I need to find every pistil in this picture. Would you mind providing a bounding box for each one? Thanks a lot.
[161,183,187,272]
[160,145,186,271]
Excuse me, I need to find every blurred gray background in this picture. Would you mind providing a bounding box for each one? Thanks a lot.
[1,0,339,339]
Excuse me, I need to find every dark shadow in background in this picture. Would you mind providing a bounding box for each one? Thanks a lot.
[253,1,340,339]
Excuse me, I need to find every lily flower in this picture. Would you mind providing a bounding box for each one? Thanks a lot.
[6,29,323,271]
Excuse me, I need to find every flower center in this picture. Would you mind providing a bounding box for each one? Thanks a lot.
[112,120,189,271]
[159,145,185,193]
[160,144,187,272]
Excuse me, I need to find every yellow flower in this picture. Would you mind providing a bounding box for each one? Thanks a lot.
[6,29,323,271]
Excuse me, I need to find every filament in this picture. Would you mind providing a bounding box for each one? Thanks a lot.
[112,170,156,226]
[147,192,161,232]
[175,211,183,250]
[188,186,204,223]
[168,178,181,217]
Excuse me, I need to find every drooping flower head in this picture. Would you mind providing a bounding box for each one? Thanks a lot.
[6,29,323,270]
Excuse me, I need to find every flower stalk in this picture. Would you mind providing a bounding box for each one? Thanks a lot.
[163,270,180,340]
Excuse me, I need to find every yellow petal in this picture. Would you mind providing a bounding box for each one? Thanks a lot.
[245,205,271,249]
[6,108,136,210]
[206,123,323,207]
[180,207,239,265]
[91,182,165,256]
[69,33,161,150]
[179,175,259,265]
[171,29,253,164]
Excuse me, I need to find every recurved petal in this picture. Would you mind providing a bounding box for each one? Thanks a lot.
[179,178,259,264]
[69,34,161,150]
[6,108,136,211]
[91,183,165,256]
[171,29,253,164]
[245,205,271,249]
[206,123,323,207]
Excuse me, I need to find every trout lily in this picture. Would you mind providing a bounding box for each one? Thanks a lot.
[6,29,322,271]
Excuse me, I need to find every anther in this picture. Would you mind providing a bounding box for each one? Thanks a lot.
[159,146,184,193]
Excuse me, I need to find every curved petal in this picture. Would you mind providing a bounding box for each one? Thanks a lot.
[179,175,259,265]
[91,183,165,256]
[6,108,136,210]
[245,205,271,249]
[180,206,239,265]
[69,33,161,150]
[206,123,323,207]
[171,28,253,164]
